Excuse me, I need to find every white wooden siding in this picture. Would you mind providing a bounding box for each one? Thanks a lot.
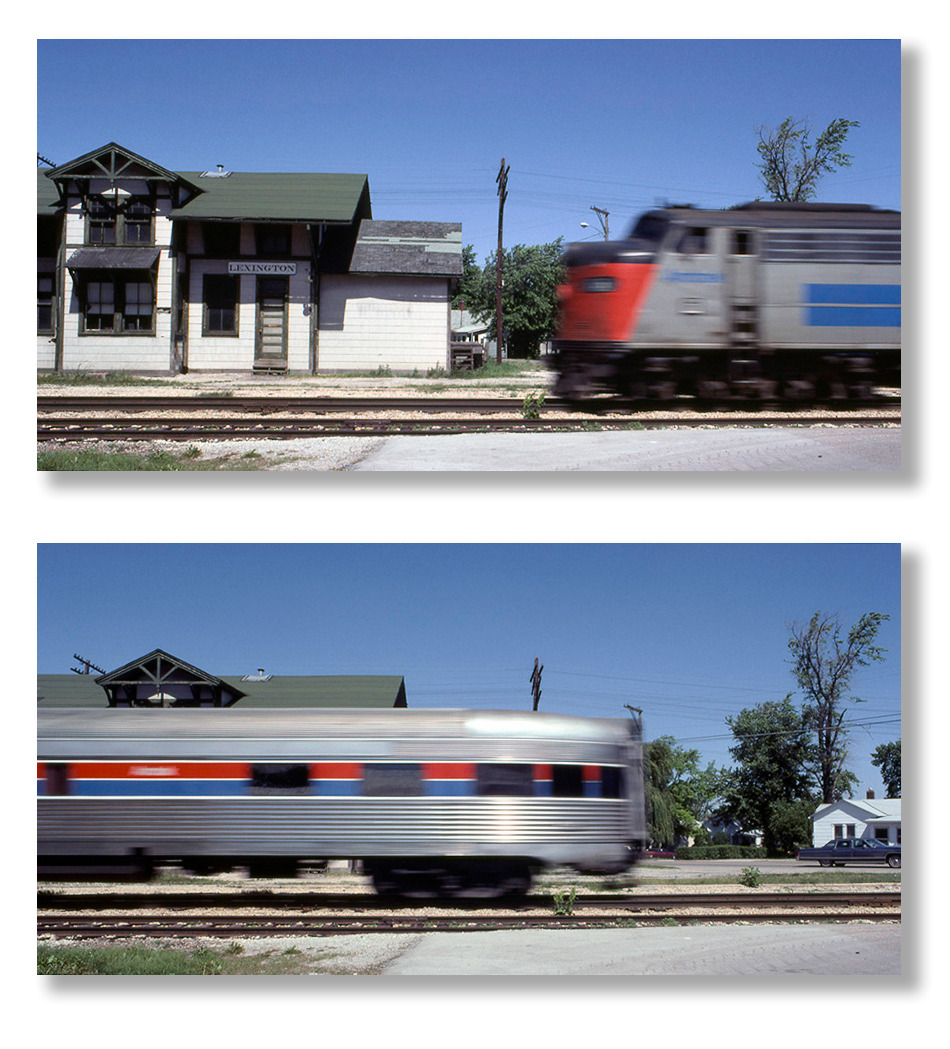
[317,275,450,372]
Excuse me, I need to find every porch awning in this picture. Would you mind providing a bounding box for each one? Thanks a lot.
[66,247,161,270]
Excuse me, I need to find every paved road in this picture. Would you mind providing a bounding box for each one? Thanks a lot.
[379,922,900,976]
[349,426,900,471]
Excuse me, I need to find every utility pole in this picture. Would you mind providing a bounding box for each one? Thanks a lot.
[495,158,509,364]
[530,657,543,710]
[590,206,609,240]
[624,704,643,739]
[71,654,105,676]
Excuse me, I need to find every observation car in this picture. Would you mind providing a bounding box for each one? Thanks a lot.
[551,202,901,403]
[37,707,647,896]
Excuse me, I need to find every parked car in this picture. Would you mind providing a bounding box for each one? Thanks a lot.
[797,837,901,868]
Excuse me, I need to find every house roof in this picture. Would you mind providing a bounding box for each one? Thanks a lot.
[221,675,407,708]
[349,220,462,277]
[813,797,902,821]
[169,171,372,224]
[38,666,407,709]
[38,143,373,226]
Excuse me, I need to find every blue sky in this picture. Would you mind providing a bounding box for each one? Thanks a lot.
[37,543,901,795]
[36,38,901,265]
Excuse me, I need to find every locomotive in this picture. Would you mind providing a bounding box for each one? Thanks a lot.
[37,706,647,897]
[551,202,901,403]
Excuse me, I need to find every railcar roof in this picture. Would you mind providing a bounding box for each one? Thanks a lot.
[650,202,900,230]
[37,706,632,744]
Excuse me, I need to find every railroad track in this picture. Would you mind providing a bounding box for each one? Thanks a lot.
[37,394,900,415]
[37,889,900,911]
[38,889,900,938]
[36,394,900,442]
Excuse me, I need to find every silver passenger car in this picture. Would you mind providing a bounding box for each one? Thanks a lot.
[38,707,647,895]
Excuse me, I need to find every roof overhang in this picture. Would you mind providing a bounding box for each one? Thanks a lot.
[66,247,161,271]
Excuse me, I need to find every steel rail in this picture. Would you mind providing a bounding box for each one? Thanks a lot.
[38,889,901,911]
[37,394,901,415]
[37,413,899,442]
[38,909,900,939]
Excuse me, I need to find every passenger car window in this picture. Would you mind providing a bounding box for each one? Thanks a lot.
[362,763,423,796]
[250,763,310,794]
[477,764,533,796]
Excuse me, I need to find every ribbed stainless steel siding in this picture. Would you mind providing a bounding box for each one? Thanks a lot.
[38,797,636,867]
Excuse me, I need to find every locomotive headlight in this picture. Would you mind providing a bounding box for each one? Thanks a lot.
[582,276,615,293]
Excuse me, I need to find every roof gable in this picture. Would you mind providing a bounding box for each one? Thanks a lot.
[45,142,186,185]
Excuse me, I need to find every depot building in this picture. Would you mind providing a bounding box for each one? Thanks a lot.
[37,142,462,375]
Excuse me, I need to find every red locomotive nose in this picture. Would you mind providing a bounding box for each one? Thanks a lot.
[558,262,657,343]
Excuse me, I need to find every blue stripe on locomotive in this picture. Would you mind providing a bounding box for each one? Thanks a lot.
[802,284,901,327]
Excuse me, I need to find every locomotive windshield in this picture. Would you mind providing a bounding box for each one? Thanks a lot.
[628,213,669,244]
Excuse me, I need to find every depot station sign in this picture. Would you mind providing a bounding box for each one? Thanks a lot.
[227,262,297,275]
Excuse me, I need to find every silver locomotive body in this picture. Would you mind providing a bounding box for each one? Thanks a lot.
[553,202,901,402]
[38,707,646,892]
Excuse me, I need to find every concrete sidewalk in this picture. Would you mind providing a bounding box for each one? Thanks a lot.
[349,426,901,472]
[380,923,901,976]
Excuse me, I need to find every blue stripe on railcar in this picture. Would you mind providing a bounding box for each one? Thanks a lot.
[52,780,249,797]
[802,283,901,327]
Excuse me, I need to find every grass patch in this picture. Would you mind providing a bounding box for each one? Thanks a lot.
[38,371,173,387]
[37,941,335,975]
[37,447,280,471]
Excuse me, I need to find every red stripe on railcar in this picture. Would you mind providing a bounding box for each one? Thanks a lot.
[423,763,477,779]
[310,762,363,780]
[68,762,251,779]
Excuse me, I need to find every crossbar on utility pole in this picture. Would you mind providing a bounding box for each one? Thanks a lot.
[495,158,509,364]
[590,206,609,240]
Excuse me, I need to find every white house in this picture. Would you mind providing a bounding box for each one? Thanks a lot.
[38,143,462,376]
[811,792,901,846]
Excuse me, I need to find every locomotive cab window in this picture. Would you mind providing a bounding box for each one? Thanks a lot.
[477,764,533,796]
[675,227,709,255]
[249,763,310,794]
[362,763,423,796]
[731,229,754,255]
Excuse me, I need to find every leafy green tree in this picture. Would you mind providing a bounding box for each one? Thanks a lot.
[756,117,860,202]
[455,240,565,358]
[719,696,817,855]
[788,611,889,803]
[871,740,901,797]
[644,736,725,849]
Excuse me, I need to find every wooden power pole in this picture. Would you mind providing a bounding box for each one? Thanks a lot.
[495,158,509,364]
[530,657,543,710]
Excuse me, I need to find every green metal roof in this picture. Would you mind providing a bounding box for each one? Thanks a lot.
[37,673,407,708]
[37,169,59,214]
[170,171,372,223]
[38,164,372,225]
[37,675,104,707]
[221,675,407,708]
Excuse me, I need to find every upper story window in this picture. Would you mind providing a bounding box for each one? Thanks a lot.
[86,199,116,244]
[202,221,241,257]
[254,224,291,256]
[85,195,154,246]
